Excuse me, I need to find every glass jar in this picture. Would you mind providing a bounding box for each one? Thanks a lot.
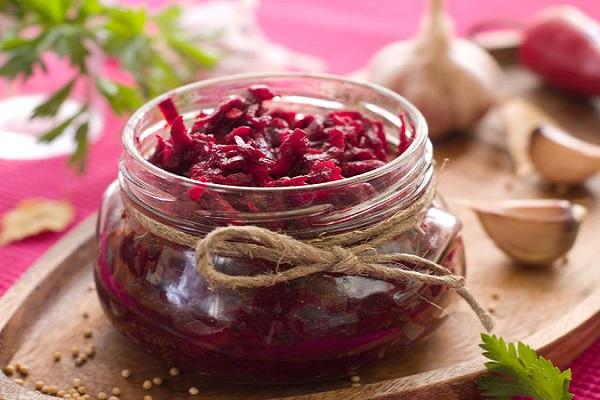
[95,73,465,384]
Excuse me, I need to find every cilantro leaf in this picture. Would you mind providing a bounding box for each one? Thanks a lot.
[479,334,573,400]
[31,78,76,118]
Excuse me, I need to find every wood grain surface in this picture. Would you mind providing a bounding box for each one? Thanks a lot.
[1,64,599,399]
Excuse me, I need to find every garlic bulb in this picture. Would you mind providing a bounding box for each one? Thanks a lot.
[365,0,502,140]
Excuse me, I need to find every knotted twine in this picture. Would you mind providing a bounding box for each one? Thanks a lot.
[125,183,494,331]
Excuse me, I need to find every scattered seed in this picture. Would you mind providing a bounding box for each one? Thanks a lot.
[97,392,107,400]
[53,351,62,362]
[491,292,500,301]
[17,364,29,376]
[72,378,82,387]
[152,377,162,386]
[169,367,180,376]
[488,307,496,314]
[35,381,45,390]
[41,386,50,394]
[48,385,58,395]
[77,385,86,394]
[57,390,66,397]
[75,356,87,366]
[188,387,199,396]
[111,387,121,396]
[3,365,14,376]
[14,378,24,386]
[82,312,89,319]
[83,330,93,339]
[84,345,95,357]
[144,396,153,400]
[350,375,360,383]
[120,369,130,379]
[142,380,152,390]
[72,348,80,358]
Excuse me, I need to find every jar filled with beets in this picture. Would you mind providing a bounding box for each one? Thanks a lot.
[95,74,465,384]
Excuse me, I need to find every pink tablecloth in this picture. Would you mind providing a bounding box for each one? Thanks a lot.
[1,0,600,397]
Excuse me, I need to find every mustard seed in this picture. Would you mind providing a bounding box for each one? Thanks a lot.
[72,379,81,387]
[350,375,360,383]
[72,348,80,358]
[17,364,29,376]
[168,367,180,376]
[142,380,152,390]
[14,378,24,386]
[111,387,121,396]
[57,390,66,397]
[48,385,59,395]
[3,365,14,376]
[120,369,130,379]
[81,395,91,400]
[144,396,153,400]
[64,394,71,399]
[77,385,86,394]
[41,386,49,394]
[35,381,45,390]
[83,330,93,339]
[82,312,89,319]
[152,377,162,385]
[188,387,199,396]
[97,392,108,400]
[53,352,62,362]
[84,345,95,357]
[352,382,361,388]
[108,397,119,400]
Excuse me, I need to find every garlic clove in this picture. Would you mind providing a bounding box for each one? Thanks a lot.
[529,124,600,184]
[472,199,586,266]
[499,98,558,177]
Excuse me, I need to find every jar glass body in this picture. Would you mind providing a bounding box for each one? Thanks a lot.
[95,74,465,384]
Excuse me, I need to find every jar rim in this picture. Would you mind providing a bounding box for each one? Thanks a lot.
[122,72,429,193]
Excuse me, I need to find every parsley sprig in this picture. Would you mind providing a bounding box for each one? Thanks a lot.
[0,0,217,170]
[479,333,573,400]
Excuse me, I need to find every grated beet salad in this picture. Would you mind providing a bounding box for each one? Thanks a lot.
[149,85,413,192]
[95,79,464,384]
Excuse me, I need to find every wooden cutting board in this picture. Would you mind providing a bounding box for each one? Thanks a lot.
[1,60,600,399]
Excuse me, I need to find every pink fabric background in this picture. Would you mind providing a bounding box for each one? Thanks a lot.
[1,0,600,397]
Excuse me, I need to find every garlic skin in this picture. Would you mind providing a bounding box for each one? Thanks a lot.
[473,199,586,266]
[529,125,600,184]
[366,0,502,140]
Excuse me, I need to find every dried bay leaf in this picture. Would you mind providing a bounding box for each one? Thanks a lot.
[0,199,75,246]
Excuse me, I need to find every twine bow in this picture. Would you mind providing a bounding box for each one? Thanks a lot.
[125,184,494,332]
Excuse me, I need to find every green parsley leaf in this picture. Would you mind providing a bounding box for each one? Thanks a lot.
[479,334,573,400]
[31,78,76,118]
[166,36,218,68]
[68,120,90,172]
[38,107,85,143]
[95,78,143,114]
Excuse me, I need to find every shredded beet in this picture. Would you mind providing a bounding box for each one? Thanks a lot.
[149,85,414,195]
